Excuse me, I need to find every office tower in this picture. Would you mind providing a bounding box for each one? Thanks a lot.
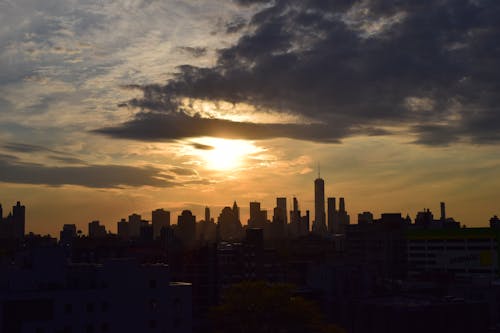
[272,205,286,239]
[88,220,106,239]
[205,206,211,223]
[440,202,446,221]
[337,197,350,233]
[0,201,25,240]
[128,213,142,238]
[232,201,240,221]
[177,210,196,245]
[117,218,129,240]
[339,197,345,213]
[12,201,25,239]
[289,197,301,238]
[60,224,77,245]
[301,210,310,236]
[152,209,170,240]
[327,197,337,233]
[249,202,268,229]
[313,177,327,234]
[276,197,287,224]
[249,202,261,227]
[358,212,374,225]
[218,205,243,241]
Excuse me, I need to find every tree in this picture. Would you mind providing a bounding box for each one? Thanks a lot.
[210,281,345,333]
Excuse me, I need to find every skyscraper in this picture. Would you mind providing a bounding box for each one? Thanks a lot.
[128,213,142,238]
[12,201,25,239]
[276,197,287,224]
[205,206,211,222]
[313,177,327,234]
[177,210,196,245]
[327,197,337,233]
[152,208,170,240]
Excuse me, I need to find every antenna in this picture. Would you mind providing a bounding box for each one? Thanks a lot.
[318,162,321,178]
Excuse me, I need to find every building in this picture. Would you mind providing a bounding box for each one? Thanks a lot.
[217,204,243,241]
[345,213,409,279]
[407,227,500,282]
[327,197,337,233]
[313,177,327,235]
[414,204,459,229]
[0,249,192,333]
[128,213,142,238]
[204,207,210,224]
[177,210,196,246]
[276,198,287,224]
[248,202,267,229]
[152,209,170,240]
[88,220,107,239]
[117,218,129,240]
[60,224,77,250]
[0,201,25,240]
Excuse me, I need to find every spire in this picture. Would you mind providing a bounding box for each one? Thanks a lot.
[318,162,321,179]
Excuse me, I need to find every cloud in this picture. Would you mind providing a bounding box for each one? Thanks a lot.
[178,47,208,58]
[3,142,61,154]
[190,142,215,150]
[95,110,377,142]
[0,155,175,188]
[170,167,198,176]
[2,141,87,164]
[96,0,500,146]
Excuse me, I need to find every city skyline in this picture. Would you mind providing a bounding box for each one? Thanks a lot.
[1,0,500,235]
[0,176,485,237]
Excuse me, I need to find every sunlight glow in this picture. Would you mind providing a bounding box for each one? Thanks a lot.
[190,137,261,171]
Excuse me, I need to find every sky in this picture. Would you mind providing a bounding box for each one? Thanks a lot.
[1,0,499,235]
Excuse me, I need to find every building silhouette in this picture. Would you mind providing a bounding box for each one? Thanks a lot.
[0,201,25,240]
[152,208,170,240]
[271,200,287,240]
[217,203,243,241]
[248,202,267,229]
[0,251,192,333]
[88,220,107,239]
[313,177,327,235]
[204,207,210,224]
[128,213,142,238]
[177,210,196,246]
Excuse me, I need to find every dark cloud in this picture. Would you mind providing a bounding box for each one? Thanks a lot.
[95,110,375,142]
[47,155,87,165]
[3,142,87,164]
[0,156,175,188]
[3,142,60,154]
[178,46,208,58]
[98,0,500,146]
[190,142,215,150]
[225,17,247,33]
[170,167,198,176]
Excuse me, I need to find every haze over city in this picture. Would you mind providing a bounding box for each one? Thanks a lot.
[1,0,499,236]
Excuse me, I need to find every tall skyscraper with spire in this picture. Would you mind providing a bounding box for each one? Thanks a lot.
[313,168,327,234]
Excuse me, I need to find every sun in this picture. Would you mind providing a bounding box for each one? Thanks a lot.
[191,138,260,171]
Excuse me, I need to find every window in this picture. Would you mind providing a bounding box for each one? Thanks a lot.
[86,302,94,313]
[149,279,157,289]
[64,303,72,314]
[149,299,158,311]
[101,301,109,312]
